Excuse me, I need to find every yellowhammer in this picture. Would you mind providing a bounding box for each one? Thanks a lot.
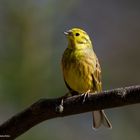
[61,28,112,129]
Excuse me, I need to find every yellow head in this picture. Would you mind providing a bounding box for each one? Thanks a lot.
[64,28,93,50]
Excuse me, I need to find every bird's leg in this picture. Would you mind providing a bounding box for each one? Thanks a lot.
[60,92,70,105]
[56,92,70,113]
[82,90,90,103]
[60,92,70,100]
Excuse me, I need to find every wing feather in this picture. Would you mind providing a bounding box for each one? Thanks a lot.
[92,58,102,92]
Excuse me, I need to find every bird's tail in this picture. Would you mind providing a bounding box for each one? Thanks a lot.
[92,110,112,129]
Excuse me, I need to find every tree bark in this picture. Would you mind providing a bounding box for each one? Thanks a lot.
[0,85,140,140]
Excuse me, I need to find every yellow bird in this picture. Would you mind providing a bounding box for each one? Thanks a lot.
[61,28,112,129]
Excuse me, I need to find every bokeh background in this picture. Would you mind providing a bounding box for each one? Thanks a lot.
[0,0,140,140]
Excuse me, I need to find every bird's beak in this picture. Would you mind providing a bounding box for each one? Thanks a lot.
[64,31,68,35]
[64,30,72,36]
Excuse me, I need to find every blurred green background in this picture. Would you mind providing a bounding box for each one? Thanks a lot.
[0,0,140,140]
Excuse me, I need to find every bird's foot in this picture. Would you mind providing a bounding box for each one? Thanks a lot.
[82,90,90,103]
[56,92,70,113]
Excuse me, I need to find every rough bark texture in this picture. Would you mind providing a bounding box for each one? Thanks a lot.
[0,85,140,140]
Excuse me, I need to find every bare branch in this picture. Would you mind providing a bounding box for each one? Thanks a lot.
[0,85,140,140]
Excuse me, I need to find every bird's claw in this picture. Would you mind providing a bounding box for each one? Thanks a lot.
[82,90,90,103]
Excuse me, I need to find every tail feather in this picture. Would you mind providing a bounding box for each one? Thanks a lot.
[92,110,112,129]
[92,111,102,129]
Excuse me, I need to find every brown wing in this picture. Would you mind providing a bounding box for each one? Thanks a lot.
[92,58,102,92]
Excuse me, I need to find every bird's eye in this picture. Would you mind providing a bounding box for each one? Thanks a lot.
[75,33,80,36]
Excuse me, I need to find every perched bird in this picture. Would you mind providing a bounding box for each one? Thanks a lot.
[61,28,112,129]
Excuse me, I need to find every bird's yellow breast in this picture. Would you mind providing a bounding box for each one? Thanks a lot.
[62,48,97,93]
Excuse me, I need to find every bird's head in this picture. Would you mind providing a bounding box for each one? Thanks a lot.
[64,28,93,50]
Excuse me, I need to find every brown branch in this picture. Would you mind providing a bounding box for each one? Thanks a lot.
[0,85,140,140]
